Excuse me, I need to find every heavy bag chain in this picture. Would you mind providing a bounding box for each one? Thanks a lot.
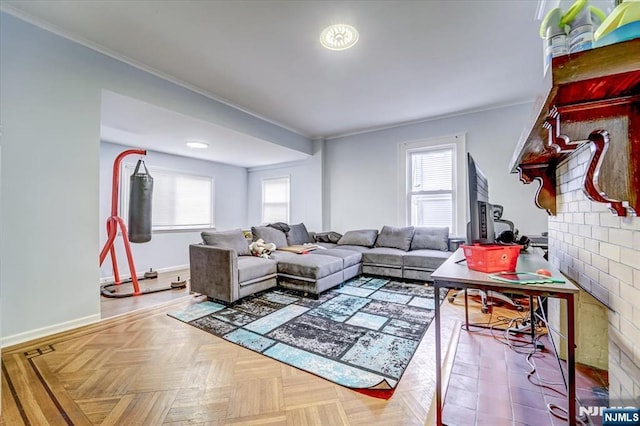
[128,160,154,243]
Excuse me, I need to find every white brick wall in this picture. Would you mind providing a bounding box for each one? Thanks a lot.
[550,144,640,405]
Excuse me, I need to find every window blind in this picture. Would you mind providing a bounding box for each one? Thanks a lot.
[121,164,214,231]
[408,147,454,229]
[262,176,290,224]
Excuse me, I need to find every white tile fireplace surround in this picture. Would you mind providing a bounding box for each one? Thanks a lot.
[547,144,640,406]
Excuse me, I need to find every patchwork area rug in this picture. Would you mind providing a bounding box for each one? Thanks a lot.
[169,276,447,398]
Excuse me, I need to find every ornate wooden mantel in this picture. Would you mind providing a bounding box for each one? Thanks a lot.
[510,38,640,216]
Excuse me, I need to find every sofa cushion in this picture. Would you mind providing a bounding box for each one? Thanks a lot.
[251,225,288,248]
[316,242,338,249]
[286,223,313,245]
[237,256,277,285]
[270,250,298,261]
[337,229,378,247]
[314,248,363,268]
[410,227,450,251]
[403,249,451,270]
[277,254,343,279]
[333,244,371,253]
[201,228,250,256]
[374,225,415,251]
[362,247,405,267]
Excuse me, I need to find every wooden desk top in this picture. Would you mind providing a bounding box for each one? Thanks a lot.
[431,248,579,295]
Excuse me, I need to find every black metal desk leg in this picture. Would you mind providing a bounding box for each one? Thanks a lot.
[434,280,442,426]
[567,294,577,425]
[529,294,535,342]
[464,287,469,331]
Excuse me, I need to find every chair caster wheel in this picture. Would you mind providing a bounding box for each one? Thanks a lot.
[481,306,489,314]
[448,296,455,303]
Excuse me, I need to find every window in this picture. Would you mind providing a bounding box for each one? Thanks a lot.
[121,164,214,231]
[399,134,465,235]
[408,147,455,229]
[262,176,290,224]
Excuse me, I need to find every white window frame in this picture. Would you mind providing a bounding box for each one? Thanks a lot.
[261,176,290,224]
[120,163,215,232]
[408,145,456,230]
[398,133,466,236]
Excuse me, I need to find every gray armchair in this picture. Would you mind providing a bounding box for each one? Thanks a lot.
[190,244,279,304]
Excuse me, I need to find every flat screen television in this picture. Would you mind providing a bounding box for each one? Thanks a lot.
[466,153,495,244]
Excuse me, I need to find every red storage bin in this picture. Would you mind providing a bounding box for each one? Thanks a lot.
[461,244,521,273]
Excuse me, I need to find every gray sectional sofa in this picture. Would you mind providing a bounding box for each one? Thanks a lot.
[189,223,458,305]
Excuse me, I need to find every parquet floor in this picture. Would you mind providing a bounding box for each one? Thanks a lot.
[1,283,462,425]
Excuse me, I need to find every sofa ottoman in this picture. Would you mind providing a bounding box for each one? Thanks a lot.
[313,248,363,281]
[276,253,344,296]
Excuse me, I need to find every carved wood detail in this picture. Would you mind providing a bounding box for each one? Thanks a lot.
[583,130,635,217]
[542,108,635,217]
[517,165,556,216]
[511,40,640,217]
[544,107,582,154]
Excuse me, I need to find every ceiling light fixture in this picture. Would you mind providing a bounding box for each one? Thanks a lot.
[186,140,209,149]
[320,24,359,51]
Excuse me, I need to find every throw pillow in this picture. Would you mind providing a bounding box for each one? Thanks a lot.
[375,225,415,251]
[267,222,290,233]
[315,231,343,244]
[337,229,379,247]
[201,228,251,256]
[286,223,312,245]
[251,225,288,248]
[410,227,450,251]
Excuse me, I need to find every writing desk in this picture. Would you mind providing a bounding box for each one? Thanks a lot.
[431,248,580,426]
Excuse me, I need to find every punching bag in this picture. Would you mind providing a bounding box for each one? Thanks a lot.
[128,160,153,243]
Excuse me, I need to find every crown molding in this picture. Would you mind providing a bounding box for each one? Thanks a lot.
[325,99,535,141]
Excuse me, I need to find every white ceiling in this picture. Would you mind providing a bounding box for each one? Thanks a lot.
[2,0,548,166]
[100,91,310,168]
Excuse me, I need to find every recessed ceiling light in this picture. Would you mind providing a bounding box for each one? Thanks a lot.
[320,24,359,51]
[186,140,209,149]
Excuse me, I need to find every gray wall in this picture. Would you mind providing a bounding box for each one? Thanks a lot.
[0,13,309,345]
[247,140,324,232]
[324,104,549,237]
[99,142,248,279]
[0,11,548,346]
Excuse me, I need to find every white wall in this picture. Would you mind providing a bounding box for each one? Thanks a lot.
[247,140,324,232]
[99,142,248,280]
[324,104,549,236]
[0,13,310,345]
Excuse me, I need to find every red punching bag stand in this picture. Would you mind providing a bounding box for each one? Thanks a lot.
[99,149,146,295]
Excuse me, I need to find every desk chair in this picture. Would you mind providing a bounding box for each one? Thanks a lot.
[448,204,523,313]
[493,204,516,241]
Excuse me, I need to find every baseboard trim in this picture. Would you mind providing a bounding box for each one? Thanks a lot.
[99,264,189,284]
[1,314,102,348]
